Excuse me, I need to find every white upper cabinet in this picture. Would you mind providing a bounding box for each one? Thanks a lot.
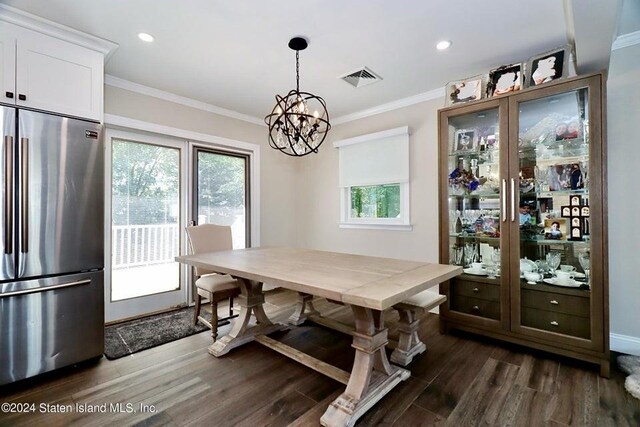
[0,5,117,122]
[15,29,103,121]
[0,23,17,104]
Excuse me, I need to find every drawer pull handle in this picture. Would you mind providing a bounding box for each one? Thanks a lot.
[550,321,559,326]
[473,287,480,292]
[550,300,559,305]
[472,305,480,311]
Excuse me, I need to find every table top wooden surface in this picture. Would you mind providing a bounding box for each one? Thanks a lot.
[176,247,461,310]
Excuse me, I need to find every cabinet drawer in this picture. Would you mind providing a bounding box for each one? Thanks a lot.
[450,295,500,320]
[521,308,590,339]
[452,279,500,302]
[521,289,590,318]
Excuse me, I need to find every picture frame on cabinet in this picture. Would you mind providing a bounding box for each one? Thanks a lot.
[526,46,569,87]
[453,129,477,153]
[445,75,485,106]
[570,195,582,206]
[544,218,567,240]
[581,206,590,217]
[486,63,523,97]
[561,206,571,217]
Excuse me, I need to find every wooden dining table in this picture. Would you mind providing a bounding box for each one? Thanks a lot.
[176,247,461,427]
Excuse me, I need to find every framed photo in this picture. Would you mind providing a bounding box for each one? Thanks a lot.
[571,207,580,217]
[544,218,567,241]
[581,206,590,217]
[555,118,581,141]
[571,217,581,227]
[487,64,523,97]
[561,206,571,217]
[546,164,584,191]
[570,195,582,206]
[446,75,485,106]
[453,129,477,153]
[526,46,569,87]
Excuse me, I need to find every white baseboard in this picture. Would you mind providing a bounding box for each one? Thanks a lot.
[611,333,640,356]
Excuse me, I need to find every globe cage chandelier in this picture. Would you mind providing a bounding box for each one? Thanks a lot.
[265,37,331,157]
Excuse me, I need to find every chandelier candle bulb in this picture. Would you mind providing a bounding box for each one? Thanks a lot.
[264,36,331,157]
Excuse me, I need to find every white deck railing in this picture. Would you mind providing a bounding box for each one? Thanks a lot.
[112,224,179,269]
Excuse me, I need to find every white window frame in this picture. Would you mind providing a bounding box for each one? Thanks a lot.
[334,126,412,231]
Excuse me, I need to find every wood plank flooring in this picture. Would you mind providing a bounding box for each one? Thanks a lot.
[1,289,638,427]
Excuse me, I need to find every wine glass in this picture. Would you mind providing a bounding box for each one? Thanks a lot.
[464,243,477,267]
[546,252,561,274]
[579,252,591,283]
[452,246,464,266]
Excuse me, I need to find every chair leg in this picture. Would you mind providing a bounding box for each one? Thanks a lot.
[194,294,202,326]
[210,299,219,342]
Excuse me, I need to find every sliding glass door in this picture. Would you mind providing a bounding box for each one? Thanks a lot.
[194,148,250,249]
[104,132,254,322]
[106,131,187,322]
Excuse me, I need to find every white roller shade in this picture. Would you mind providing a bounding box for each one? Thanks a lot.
[335,126,409,188]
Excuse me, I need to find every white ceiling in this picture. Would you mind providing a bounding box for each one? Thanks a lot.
[0,0,618,121]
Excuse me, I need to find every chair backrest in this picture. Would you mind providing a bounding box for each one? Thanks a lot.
[185,224,233,277]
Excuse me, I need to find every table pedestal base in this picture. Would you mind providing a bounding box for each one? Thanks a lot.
[208,278,287,357]
[320,306,410,427]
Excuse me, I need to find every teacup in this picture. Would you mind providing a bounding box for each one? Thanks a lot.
[469,262,484,271]
[559,265,576,272]
[556,270,575,284]
[524,272,543,284]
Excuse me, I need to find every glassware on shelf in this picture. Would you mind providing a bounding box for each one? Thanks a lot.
[535,259,549,275]
[578,251,591,283]
[452,246,464,266]
[546,252,561,273]
[464,243,477,267]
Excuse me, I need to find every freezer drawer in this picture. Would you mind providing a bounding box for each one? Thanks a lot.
[0,271,104,385]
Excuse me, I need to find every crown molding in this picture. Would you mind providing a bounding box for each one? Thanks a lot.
[105,75,265,126]
[0,4,118,60]
[332,87,444,125]
[612,30,640,51]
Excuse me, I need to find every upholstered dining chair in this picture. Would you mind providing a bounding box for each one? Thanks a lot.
[185,224,240,341]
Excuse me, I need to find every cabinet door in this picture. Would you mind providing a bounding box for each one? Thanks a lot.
[15,30,102,121]
[439,98,511,330]
[508,76,604,351]
[0,24,16,105]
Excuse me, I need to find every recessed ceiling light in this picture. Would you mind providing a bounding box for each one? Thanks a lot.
[436,40,451,50]
[138,32,154,43]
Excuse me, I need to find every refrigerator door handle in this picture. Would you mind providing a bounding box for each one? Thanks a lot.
[20,137,28,253]
[3,136,12,254]
[0,279,91,298]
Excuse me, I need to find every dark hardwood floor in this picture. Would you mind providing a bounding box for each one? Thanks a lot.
[1,289,638,427]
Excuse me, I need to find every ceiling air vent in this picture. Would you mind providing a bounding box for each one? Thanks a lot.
[339,67,382,88]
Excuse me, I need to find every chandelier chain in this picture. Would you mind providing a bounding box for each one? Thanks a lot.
[295,50,300,93]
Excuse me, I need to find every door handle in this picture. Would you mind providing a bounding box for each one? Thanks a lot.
[0,279,91,298]
[18,94,26,101]
[510,178,516,222]
[20,138,28,253]
[501,179,507,223]
[4,136,13,254]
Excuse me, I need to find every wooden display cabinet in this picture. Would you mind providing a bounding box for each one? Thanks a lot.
[438,73,609,376]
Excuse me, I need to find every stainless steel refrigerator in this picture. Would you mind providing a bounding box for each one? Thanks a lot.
[0,106,104,386]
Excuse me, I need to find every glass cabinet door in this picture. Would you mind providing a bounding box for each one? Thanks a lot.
[443,103,508,323]
[511,80,602,347]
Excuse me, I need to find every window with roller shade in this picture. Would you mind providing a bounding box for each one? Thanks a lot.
[334,126,411,230]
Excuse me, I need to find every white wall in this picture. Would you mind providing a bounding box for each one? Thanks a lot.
[296,97,442,262]
[104,85,299,247]
[607,43,640,355]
